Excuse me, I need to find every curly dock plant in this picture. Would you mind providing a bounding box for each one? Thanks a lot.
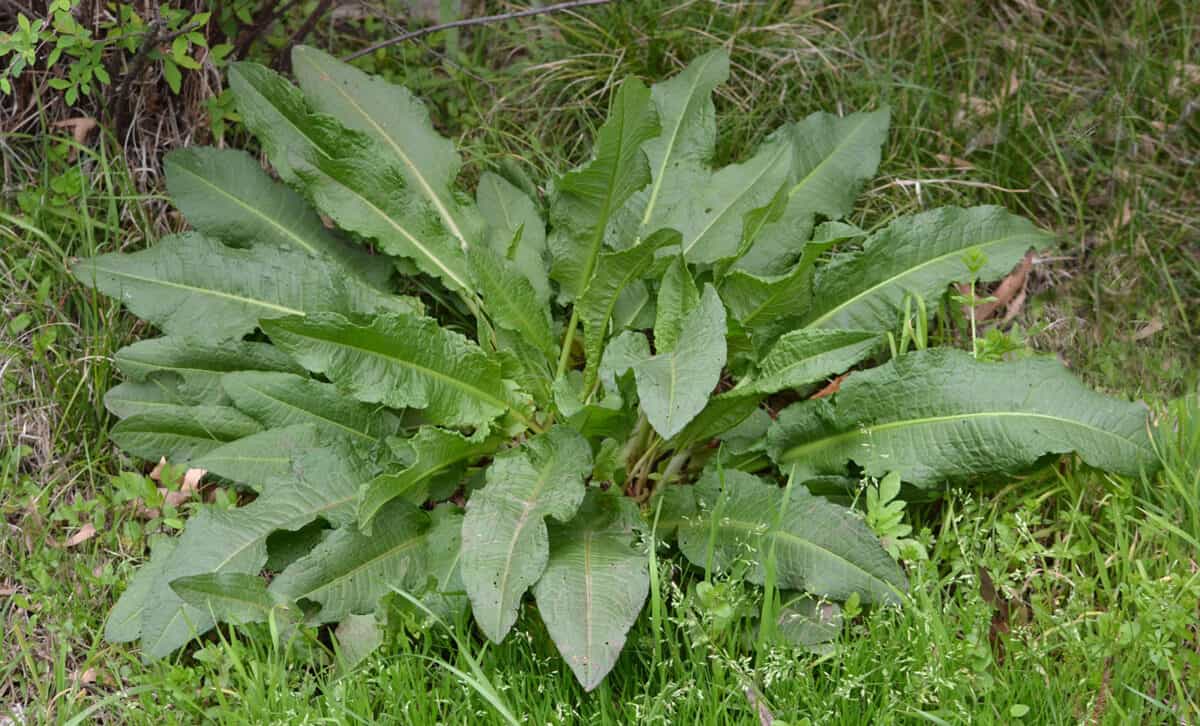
[75,47,1157,689]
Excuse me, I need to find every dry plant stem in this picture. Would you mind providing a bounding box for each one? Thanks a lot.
[343,0,616,61]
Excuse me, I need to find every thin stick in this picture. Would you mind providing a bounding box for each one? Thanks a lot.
[342,0,616,61]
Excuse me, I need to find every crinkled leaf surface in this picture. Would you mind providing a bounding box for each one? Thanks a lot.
[113,337,302,403]
[221,371,403,447]
[194,424,323,491]
[730,328,881,396]
[263,312,513,429]
[228,61,326,185]
[769,347,1158,486]
[72,233,402,340]
[534,491,648,691]
[634,285,727,438]
[104,377,189,418]
[468,245,556,361]
[270,498,429,624]
[461,427,592,642]
[675,470,906,604]
[653,257,700,353]
[110,405,263,463]
[805,206,1053,330]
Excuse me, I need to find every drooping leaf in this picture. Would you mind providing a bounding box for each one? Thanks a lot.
[113,337,303,403]
[468,245,556,361]
[533,491,648,691]
[416,504,471,621]
[804,206,1053,330]
[136,442,369,660]
[578,229,681,389]
[106,535,177,643]
[334,613,384,670]
[653,257,700,353]
[110,406,263,463]
[477,171,550,302]
[263,312,515,430]
[193,424,323,491]
[358,427,496,531]
[266,519,331,572]
[72,233,406,340]
[768,347,1159,486]
[675,469,906,604]
[729,328,881,396]
[170,572,282,625]
[775,594,843,653]
[549,78,659,302]
[292,45,480,251]
[460,426,593,642]
[634,285,727,438]
[270,498,429,624]
[221,371,403,447]
[164,147,388,287]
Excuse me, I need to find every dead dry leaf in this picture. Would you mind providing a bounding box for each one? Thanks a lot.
[811,373,849,399]
[53,116,97,145]
[65,523,97,548]
[1133,319,1163,341]
[965,251,1036,323]
[74,668,97,686]
[149,457,167,482]
[0,584,18,597]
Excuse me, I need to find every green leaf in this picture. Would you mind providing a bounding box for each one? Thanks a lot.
[290,116,473,295]
[164,147,388,287]
[666,394,762,451]
[110,406,263,462]
[653,257,700,353]
[113,337,302,403]
[721,253,816,348]
[468,245,555,360]
[192,424,322,491]
[533,491,648,691]
[334,613,384,670]
[170,573,281,625]
[263,312,514,429]
[270,498,429,624]
[133,443,369,660]
[578,228,681,389]
[72,233,405,340]
[634,285,727,438]
[676,469,907,604]
[804,206,1053,330]
[106,535,177,643]
[415,504,470,621]
[632,48,729,236]
[358,427,497,532]
[768,347,1159,486]
[461,426,592,642]
[477,171,549,302]
[228,61,326,185]
[598,330,650,396]
[549,78,659,302]
[104,377,188,418]
[783,108,890,220]
[729,328,881,396]
[221,371,403,446]
[292,45,480,251]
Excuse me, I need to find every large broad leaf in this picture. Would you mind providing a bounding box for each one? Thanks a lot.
[104,378,189,418]
[653,257,700,354]
[460,426,592,642]
[729,328,881,396]
[804,206,1053,330]
[164,147,387,287]
[105,535,177,643]
[549,78,659,302]
[720,257,816,346]
[533,491,648,691]
[194,424,323,491]
[228,61,326,185]
[113,337,302,403]
[358,426,497,532]
[72,233,405,340]
[220,371,403,447]
[262,312,516,430]
[578,229,680,389]
[673,469,907,604]
[768,347,1159,486]
[477,171,550,302]
[628,48,729,238]
[292,45,480,251]
[634,285,727,438]
[417,505,471,621]
[468,245,556,361]
[289,116,474,295]
[269,498,429,624]
[170,573,283,626]
[110,406,263,462]
[127,443,369,660]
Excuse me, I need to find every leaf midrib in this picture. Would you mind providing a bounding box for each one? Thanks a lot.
[87,264,302,316]
[289,531,425,601]
[785,112,876,204]
[782,410,1153,462]
[232,379,377,442]
[804,230,1044,328]
[492,455,559,635]
[681,142,790,256]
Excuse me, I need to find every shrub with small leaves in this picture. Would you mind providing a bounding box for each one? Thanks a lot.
[75,47,1158,690]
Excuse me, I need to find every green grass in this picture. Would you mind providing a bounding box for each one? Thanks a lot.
[2,1,1198,723]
